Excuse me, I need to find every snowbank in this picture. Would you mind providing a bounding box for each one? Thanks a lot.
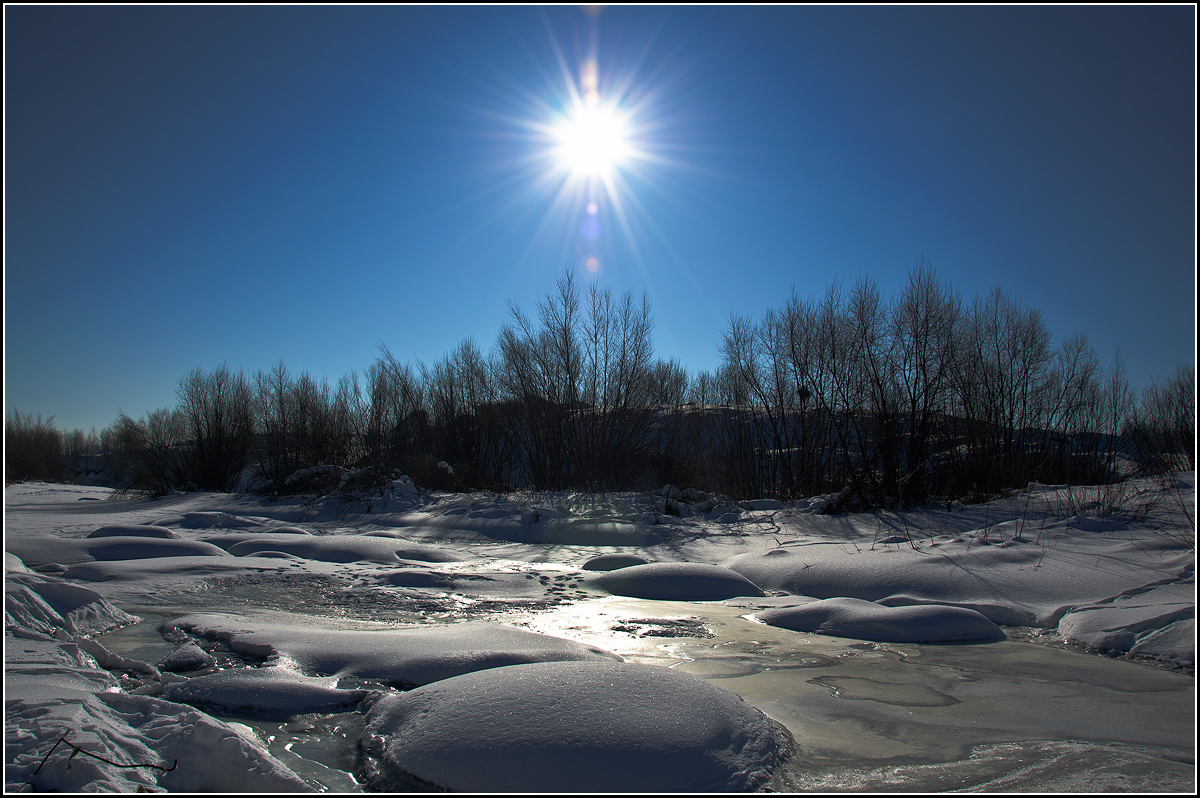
[87,524,180,539]
[586,562,765,600]
[1056,579,1195,666]
[161,665,373,715]
[360,660,791,792]
[223,534,465,564]
[62,554,307,582]
[7,692,313,792]
[163,614,621,686]
[6,572,140,638]
[721,532,1192,630]
[5,568,312,792]
[152,511,264,529]
[6,535,230,567]
[583,553,651,570]
[754,596,1006,643]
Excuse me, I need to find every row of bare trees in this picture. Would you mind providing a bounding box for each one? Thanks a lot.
[686,263,1182,506]
[8,266,1195,503]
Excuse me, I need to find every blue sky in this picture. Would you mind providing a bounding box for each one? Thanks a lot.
[5,4,1195,434]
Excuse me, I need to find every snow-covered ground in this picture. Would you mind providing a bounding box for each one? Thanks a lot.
[4,475,1195,792]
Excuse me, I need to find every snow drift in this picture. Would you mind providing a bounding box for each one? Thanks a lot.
[753,596,1007,643]
[360,660,791,792]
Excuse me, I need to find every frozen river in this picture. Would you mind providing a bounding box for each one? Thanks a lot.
[8,480,1194,792]
[97,565,1195,793]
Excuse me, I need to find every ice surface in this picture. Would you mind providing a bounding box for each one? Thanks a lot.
[753,596,1006,643]
[586,561,766,600]
[360,660,791,792]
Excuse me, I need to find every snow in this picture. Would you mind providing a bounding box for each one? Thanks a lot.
[3,475,1194,791]
[161,614,621,687]
[161,665,372,715]
[586,561,766,600]
[1130,618,1195,665]
[359,660,791,792]
[6,572,139,637]
[159,643,216,672]
[7,692,313,792]
[721,530,1193,631]
[7,534,233,568]
[753,596,1007,643]
[87,524,181,539]
[582,552,651,570]
[62,555,307,583]
[219,533,466,564]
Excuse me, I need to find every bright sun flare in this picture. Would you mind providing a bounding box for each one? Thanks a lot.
[552,101,631,179]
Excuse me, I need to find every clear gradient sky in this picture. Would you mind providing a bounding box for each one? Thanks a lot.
[5,4,1196,434]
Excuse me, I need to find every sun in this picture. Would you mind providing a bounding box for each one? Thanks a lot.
[552,99,632,180]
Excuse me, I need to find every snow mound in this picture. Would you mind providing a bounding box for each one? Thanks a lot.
[225,534,464,564]
[1130,619,1194,668]
[754,597,1006,643]
[163,615,621,687]
[6,551,31,572]
[6,692,311,792]
[160,643,217,672]
[1056,580,1194,661]
[582,553,651,571]
[5,535,230,567]
[6,637,123,700]
[586,562,765,600]
[62,554,304,582]
[152,511,260,529]
[721,535,1193,628]
[86,537,231,561]
[162,666,372,715]
[381,569,463,589]
[6,573,139,638]
[87,525,180,539]
[360,660,791,792]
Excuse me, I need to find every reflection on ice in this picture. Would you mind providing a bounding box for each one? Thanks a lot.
[523,595,1194,792]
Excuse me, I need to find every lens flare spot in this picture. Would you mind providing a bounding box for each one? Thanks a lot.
[586,257,600,273]
[581,216,601,240]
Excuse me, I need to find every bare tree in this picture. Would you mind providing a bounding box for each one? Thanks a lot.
[888,261,961,504]
[109,408,189,496]
[4,411,66,484]
[1127,364,1195,474]
[176,364,255,492]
